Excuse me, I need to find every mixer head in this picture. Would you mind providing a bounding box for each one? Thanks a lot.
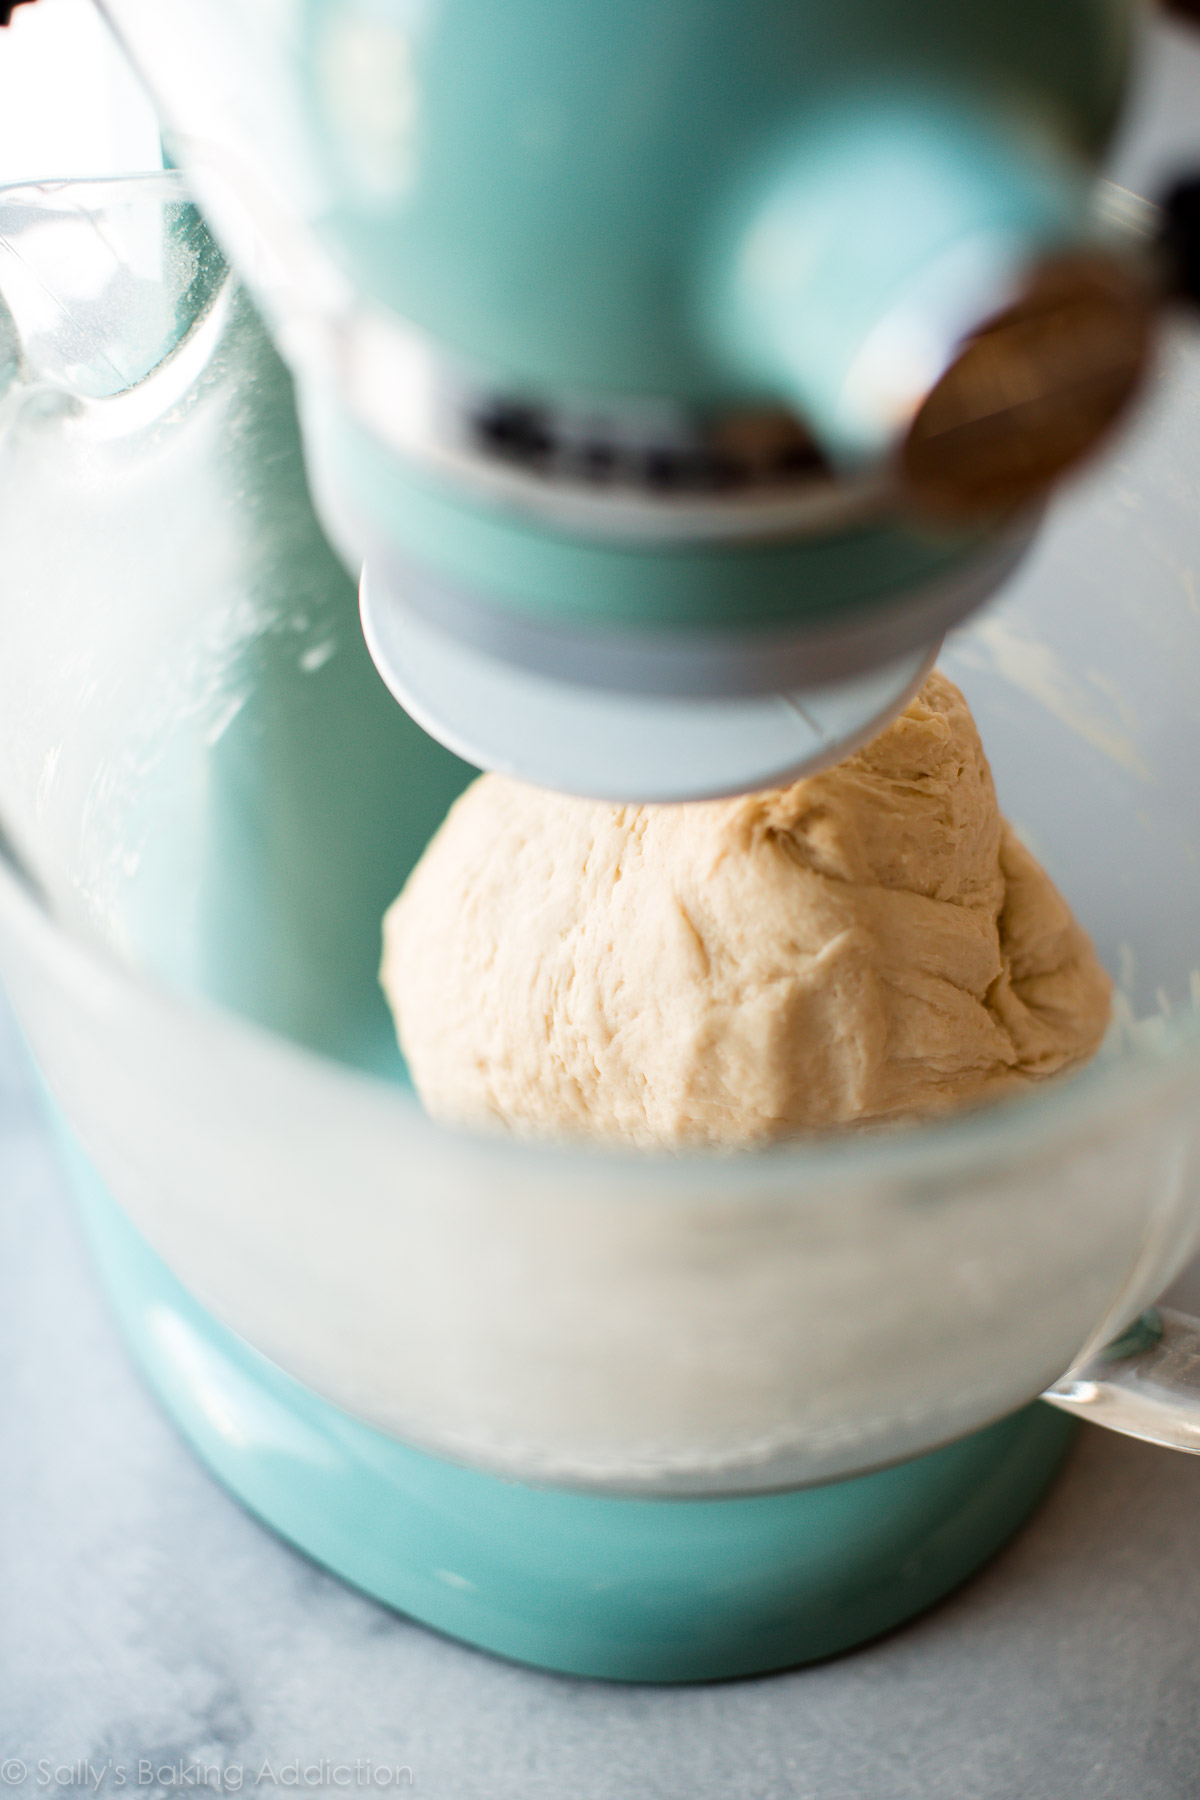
[347,236,1152,799]
[78,0,1167,799]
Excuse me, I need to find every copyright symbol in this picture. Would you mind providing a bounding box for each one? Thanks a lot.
[1,1762,27,1785]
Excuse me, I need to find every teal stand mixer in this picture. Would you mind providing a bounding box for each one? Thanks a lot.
[5,0,1200,1681]
[91,0,1159,799]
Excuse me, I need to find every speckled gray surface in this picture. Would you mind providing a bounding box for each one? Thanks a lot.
[7,13,1200,1798]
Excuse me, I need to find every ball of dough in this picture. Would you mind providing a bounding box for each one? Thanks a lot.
[381,673,1112,1149]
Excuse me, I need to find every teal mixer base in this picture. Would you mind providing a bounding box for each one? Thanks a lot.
[63,1137,1074,1683]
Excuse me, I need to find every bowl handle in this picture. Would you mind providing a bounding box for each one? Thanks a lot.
[1043,1309,1200,1452]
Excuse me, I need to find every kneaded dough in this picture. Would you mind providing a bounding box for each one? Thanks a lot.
[381,672,1112,1149]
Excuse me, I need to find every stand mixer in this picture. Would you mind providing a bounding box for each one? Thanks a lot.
[4,0,1200,1681]
[86,0,1172,799]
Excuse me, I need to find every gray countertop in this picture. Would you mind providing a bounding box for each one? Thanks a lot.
[7,12,1200,1798]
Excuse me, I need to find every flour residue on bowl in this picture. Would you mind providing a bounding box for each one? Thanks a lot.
[954,613,1151,781]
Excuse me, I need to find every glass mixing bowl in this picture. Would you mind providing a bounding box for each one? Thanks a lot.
[1,172,1199,1499]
